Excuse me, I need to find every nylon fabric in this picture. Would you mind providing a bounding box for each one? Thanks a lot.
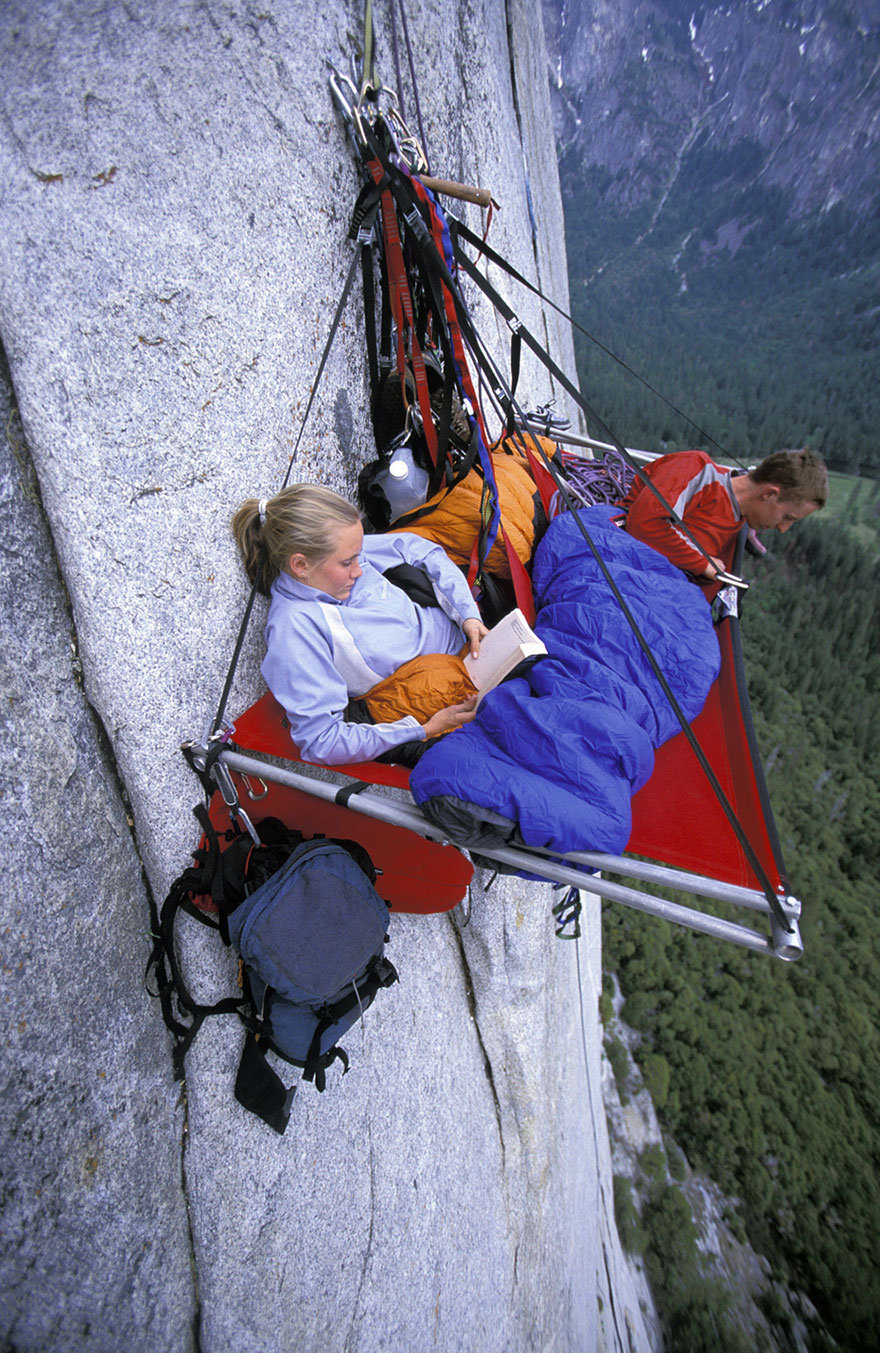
[618,449,743,594]
[363,647,475,726]
[409,509,721,856]
[398,440,548,579]
[229,842,390,999]
[318,601,386,691]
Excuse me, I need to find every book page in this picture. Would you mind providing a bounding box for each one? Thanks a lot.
[464,608,546,694]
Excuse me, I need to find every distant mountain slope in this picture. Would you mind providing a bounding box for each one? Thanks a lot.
[543,0,880,473]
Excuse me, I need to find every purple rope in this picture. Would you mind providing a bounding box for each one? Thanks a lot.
[561,449,635,506]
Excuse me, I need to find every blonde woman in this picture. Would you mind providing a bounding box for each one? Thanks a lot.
[232,484,488,766]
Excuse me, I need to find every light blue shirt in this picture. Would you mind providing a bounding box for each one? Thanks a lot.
[263,531,481,764]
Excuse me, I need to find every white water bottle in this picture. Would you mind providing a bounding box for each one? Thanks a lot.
[379,441,430,522]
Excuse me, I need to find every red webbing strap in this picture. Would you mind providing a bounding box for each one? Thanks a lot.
[503,533,536,622]
[369,160,439,468]
[410,176,490,447]
[409,176,534,613]
[511,431,557,519]
[372,158,536,621]
[466,508,536,624]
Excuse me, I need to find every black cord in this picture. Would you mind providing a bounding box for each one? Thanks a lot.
[450,215,746,472]
[211,247,362,737]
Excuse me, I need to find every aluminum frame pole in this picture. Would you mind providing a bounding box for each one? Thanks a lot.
[217,749,803,961]
[530,847,800,918]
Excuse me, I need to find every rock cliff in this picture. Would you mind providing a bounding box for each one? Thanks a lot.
[0,3,653,1349]
[543,0,880,226]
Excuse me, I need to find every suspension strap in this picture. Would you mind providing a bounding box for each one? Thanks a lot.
[211,247,361,737]
[388,0,430,173]
[368,159,441,470]
[358,136,528,609]
[451,238,728,575]
[450,216,744,471]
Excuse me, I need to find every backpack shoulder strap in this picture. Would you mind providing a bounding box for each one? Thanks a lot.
[301,954,398,1087]
[146,807,247,1079]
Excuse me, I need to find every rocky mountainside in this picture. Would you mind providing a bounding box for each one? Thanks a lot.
[541,0,880,471]
[544,0,879,230]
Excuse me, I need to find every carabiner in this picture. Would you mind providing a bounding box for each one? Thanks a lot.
[328,63,368,148]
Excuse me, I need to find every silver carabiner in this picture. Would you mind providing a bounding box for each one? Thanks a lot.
[240,772,269,802]
[328,63,368,147]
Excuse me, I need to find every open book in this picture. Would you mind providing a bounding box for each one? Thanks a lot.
[464,608,547,706]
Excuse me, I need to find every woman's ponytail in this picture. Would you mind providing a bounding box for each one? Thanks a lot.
[231,498,270,593]
[231,484,360,596]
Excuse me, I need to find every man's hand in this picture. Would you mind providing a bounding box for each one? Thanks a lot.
[462,617,490,658]
[701,556,726,580]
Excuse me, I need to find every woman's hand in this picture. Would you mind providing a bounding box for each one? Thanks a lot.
[462,617,490,658]
[422,695,479,739]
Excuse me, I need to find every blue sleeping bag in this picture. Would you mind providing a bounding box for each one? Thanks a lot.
[409,507,721,856]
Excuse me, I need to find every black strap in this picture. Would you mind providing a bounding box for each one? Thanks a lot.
[301,956,399,1086]
[552,888,582,940]
[450,215,743,471]
[361,241,380,397]
[506,329,522,437]
[146,875,246,1081]
[210,247,362,738]
[349,177,385,242]
[234,1031,296,1134]
[451,238,721,571]
[334,780,370,807]
[429,360,455,496]
[193,802,227,918]
[303,1047,349,1094]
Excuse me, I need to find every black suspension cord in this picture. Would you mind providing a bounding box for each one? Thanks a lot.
[388,0,430,173]
[210,247,362,738]
[450,216,746,472]
[367,143,716,570]
[451,238,736,583]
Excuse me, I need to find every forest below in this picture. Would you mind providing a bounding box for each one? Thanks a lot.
[556,75,880,1344]
[561,152,880,479]
[602,487,879,1351]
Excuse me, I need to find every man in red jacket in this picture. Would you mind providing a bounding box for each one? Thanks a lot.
[618,446,828,594]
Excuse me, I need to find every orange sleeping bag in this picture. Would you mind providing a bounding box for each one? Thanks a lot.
[397,433,556,579]
[362,647,475,727]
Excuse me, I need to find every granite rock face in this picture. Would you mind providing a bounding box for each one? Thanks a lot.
[543,0,880,223]
[0,3,649,1349]
[0,353,196,1349]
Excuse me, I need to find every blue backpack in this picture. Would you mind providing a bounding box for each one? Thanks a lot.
[148,811,398,1134]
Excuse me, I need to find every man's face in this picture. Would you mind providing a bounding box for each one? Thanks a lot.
[747,486,817,534]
